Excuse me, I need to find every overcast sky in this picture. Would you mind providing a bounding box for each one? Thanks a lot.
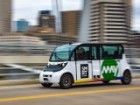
[13,0,140,31]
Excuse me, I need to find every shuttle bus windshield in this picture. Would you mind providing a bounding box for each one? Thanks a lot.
[50,44,76,62]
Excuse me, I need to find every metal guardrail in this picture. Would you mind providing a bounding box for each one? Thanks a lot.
[3,64,42,74]
[0,64,139,77]
[0,73,39,76]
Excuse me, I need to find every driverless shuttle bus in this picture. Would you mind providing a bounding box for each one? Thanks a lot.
[39,43,132,89]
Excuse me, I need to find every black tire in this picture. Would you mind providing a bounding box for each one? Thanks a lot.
[41,83,53,87]
[59,74,73,89]
[121,70,132,85]
[102,80,110,84]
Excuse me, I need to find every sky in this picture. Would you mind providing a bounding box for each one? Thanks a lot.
[13,0,140,31]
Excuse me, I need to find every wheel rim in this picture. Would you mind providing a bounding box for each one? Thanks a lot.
[63,76,71,87]
[124,72,131,83]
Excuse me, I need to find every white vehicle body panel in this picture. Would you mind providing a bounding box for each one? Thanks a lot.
[39,44,131,85]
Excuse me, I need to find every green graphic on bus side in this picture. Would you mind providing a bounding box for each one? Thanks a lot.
[101,59,119,80]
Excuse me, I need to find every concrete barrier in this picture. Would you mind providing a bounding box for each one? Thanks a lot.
[0,56,49,63]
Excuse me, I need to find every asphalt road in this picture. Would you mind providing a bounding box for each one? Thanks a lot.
[0,79,140,105]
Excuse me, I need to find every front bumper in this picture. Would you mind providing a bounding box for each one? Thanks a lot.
[39,71,61,84]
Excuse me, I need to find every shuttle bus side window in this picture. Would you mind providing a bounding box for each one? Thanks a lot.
[101,45,121,59]
[76,46,90,61]
[92,46,97,60]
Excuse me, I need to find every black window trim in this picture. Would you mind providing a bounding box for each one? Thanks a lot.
[69,43,124,61]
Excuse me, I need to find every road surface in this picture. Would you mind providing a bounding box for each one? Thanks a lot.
[0,79,140,105]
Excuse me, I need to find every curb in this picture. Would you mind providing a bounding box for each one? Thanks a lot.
[0,79,39,86]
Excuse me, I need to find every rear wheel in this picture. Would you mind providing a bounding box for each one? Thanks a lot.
[121,70,132,85]
[41,83,53,87]
[59,74,73,89]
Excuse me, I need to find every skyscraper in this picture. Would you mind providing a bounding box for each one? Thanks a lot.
[79,0,131,45]
[61,11,81,37]
[0,0,12,33]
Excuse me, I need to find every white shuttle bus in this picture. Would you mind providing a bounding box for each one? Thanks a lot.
[39,43,132,89]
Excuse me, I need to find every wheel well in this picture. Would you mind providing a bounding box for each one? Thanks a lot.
[123,69,131,75]
[60,73,74,83]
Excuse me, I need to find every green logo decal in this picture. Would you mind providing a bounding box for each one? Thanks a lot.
[101,59,119,80]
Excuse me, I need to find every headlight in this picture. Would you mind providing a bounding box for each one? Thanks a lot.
[47,63,50,66]
[62,63,67,67]
[58,63,67,67]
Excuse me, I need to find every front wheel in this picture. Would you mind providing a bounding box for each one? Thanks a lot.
[41,83,53,87]
[121,70,132,85]
[59,74,73,89]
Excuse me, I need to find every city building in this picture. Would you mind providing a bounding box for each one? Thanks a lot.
[79,0,131,45]
[0,32,46,46]
[27,32,77,45]
[28,26,39,32]
[131,31,140,49]
[38,10,81,37]
[61,11,81,37]
[127,31,140,58]
[0,0,12,33]
[0,32,56,55]
[14,19,29,32]
[38,10,55,29]
[28,25,55,34]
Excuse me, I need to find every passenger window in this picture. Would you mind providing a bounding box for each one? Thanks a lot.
[102,45,121,59]
[76,46,90,60]
[92,46,97,60]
